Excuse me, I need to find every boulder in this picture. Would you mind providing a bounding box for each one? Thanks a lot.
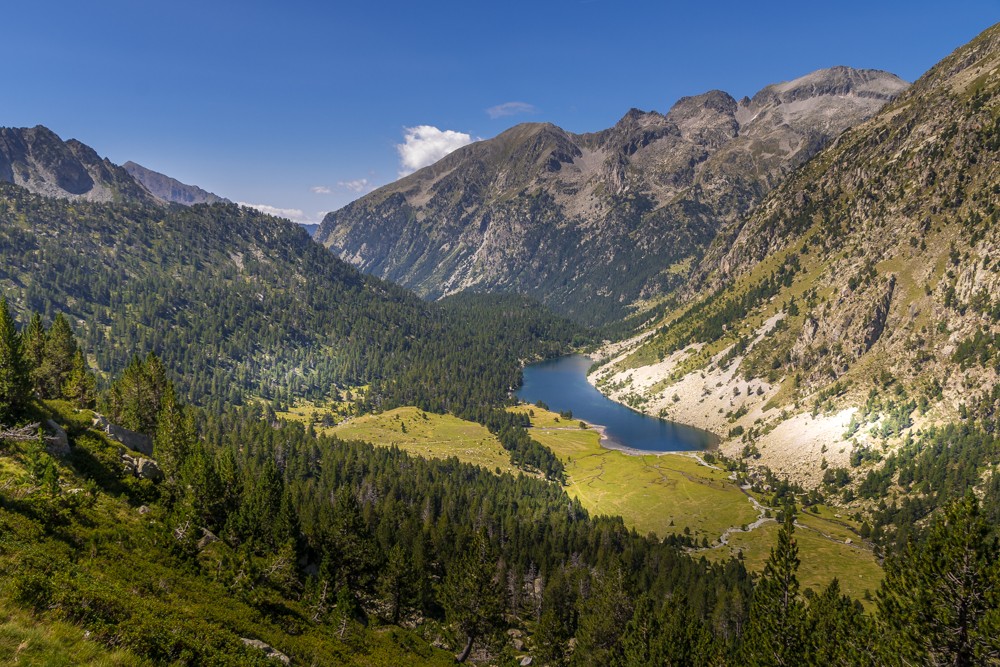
[240,638,290,665]
[136,458,164,482]
[121,453,164,482]
[44,419,70,456]
[197,528,219,550]
[93,414,153,455]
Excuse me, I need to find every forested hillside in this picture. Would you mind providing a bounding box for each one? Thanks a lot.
[1,313,997,665]
[587,23,1000,572]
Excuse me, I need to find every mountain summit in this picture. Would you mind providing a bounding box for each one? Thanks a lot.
[0,125,157,204]
[317,67,907,323]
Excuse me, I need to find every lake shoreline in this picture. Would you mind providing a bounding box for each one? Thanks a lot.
[518,354,718,453]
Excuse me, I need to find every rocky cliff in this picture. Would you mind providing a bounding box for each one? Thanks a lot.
[0,125,157,204]
[123,161,228,205]
[590,24,1000,484]
[317,67,907,324]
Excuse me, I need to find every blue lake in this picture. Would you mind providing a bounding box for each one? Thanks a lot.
[517,355,717,452]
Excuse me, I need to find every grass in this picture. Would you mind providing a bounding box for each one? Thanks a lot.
[295,402,884,601]
[510,406,757,542]
[319,407,518,475]
[0,606,142,666]
[511,405,883,600]
[706,518,883,604]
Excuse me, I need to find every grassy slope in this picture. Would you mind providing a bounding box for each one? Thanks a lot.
[512,406,882,600]
[286,402,882,600]
[284,405,518,475]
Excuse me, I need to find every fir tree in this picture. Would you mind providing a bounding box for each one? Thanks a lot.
[22,312,45,397]
[740,504,805,666]
[440,531,505,663]
[0,297,28,424]
[154,382,193,482]
[804,578,874,666]
[877,493,1000,666]
[38,313,77,399]
[63,349,96,408]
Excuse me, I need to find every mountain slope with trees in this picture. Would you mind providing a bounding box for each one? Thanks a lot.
[317,67,906,324]
[590,23,1000,530]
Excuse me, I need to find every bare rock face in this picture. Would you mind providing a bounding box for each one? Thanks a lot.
[121,453,164,482]
[93,414,153,456]
[240,638,291,665]
[44,419,70,457]
[0,126,157,204]
[317,67,907,324]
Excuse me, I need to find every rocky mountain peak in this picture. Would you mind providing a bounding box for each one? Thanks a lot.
[0,125,156,204]
[317,65,907,324]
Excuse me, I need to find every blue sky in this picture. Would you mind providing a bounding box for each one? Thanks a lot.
[4,1,997,223]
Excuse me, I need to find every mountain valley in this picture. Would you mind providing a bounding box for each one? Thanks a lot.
[0,19,999,667]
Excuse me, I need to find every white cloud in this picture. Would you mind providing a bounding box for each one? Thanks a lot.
[310,185,331,194]
[486,101,537,119]
[238,202,327,225]
[397,125,476,176]
[337,178,371,193]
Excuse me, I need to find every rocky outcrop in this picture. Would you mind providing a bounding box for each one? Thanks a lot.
[317,67,907,324]
[93,415,153,455]
[0,126,157,204]
[44,419,70,457]
[122,453,163,482]
[240,639,290,665]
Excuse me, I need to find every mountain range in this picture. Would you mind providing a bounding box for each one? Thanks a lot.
[590,22,1000,483]
[1,20,999,667]
[316,66,908,323]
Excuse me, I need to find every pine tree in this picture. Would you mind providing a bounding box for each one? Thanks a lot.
[63,349,96,408]
[805,578,874,666]
[154,382,193,482]
[440,531,505,663]
[575,565,633,665]
[0,297,29,424]
[107,353,170,435]
[377,543,416,625]
[38,313,77,399]
[877,493,1000,666]
[22,312,45,397]
[740,504,805,666]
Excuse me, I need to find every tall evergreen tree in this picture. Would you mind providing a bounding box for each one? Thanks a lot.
[0,297,29,424]
[440,531,505,663]
[38,313,77,399]
[574,565,633,665]
[877,493,1000,666]
[154,382,193,482]
[740,504,805,666]
[63,349,96,408]
[804,578,874,666]
[22,312,45,397]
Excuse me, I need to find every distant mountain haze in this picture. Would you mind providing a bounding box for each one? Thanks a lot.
[122,161,229,205]
[317,67,908,324]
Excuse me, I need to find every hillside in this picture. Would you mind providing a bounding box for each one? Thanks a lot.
[317,67,906,324]
[590,24,1000,491]
[0,183,584,477]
